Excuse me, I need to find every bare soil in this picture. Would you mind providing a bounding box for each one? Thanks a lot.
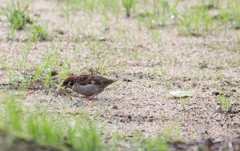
[0,0,239,148]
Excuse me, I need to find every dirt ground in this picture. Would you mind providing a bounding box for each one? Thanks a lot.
[0,0,239,144]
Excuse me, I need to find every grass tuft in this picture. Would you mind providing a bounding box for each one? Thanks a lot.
[4,2,32,31]
[0,95,102,150]
[30,26,49,42]
[122,0,135,17]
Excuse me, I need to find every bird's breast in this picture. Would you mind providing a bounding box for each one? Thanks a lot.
[72,84,103,96]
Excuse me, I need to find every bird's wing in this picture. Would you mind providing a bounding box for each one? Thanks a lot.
[76,75,117,86]
[75,75,94,85]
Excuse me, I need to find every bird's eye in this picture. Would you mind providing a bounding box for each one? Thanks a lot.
[69,81,74,86]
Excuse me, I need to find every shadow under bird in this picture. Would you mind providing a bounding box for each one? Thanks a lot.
[61,74,124,100]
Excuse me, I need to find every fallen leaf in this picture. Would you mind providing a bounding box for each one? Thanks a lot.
[169,91,196,97]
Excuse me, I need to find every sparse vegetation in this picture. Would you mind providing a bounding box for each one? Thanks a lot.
[0,0,239,150]
[218,95,233,112]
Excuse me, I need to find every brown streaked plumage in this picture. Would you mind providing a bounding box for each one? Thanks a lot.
[61,75,119,100]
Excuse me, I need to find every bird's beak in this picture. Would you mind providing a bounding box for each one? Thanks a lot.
[61,84,66,88]
[61,84,70,89]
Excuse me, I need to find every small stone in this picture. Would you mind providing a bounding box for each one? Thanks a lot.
[212,92,220,96]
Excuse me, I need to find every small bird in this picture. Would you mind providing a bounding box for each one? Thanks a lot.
[61,75,121,100]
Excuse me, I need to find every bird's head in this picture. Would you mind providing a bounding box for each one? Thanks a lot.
[61,75,77,89]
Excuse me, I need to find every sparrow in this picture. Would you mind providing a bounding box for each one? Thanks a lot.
[61,75,122,100]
